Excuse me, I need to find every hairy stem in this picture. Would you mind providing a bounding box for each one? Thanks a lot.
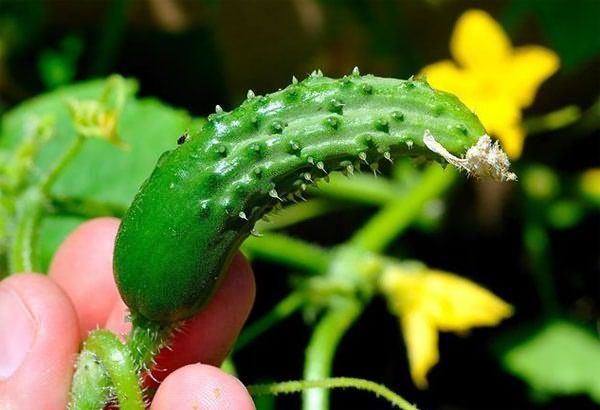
[303,300,362,410]
[242,232,331,275]
[69,330,144,410]
[39,135,84,194]
[351,165,456,252]
[235,291,305,352]
[69,318,173,409]
[8,188,44,273]
[126,315,174,372]
[69,350,112,410]
[248,377,417,410]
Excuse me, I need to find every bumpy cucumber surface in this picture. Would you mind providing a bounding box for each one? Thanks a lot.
[114,73,486,323]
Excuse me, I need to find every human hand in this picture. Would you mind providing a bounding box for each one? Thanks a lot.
[0,217,256,409]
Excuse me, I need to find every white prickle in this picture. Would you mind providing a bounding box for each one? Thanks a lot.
[316,161,327,174]
[292,75,298,84]
[358,152,368,164]
[247,89,255,99]
[406,140,414,150]
[215,104,223,113]
[239,211,248,220]
[269,189,283,201]
[304,173,313,182]
[384,151,393,163]
[352,66,360,76]
[370,162,380,176]
[345,164,354,176]
[251,228,263,237]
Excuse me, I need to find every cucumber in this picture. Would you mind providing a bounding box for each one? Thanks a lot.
[114,72,488,323]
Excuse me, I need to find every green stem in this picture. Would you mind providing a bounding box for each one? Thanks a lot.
[235,291,305,352]
[255,199,349,231]
[248,377,417,410]
[89,0,128,76]
[39,135,84,194]
[303,300,362,410]
[242,232,331,275]
[69,318,173,409]
[68,350,112,410]
[351,165,456,252]
[523,105,581,135]
[8,188,44,273]
[69,330,144,410]
[126,315,174,372]
[311,173,398,205]
[221,356,238,376]
[523,221,558,316]
[50,195,127,218]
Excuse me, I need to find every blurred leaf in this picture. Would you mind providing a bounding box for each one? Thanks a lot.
[503,0,600,69]
[1,78,203,270]
[498,320,600,403]
[1,78,201,203]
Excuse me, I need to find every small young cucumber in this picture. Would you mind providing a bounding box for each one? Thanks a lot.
[114,73,486,324]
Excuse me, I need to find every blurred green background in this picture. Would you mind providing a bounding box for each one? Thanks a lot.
[1,1,598,409]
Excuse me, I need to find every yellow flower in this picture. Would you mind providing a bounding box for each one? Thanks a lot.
[421,9,559,159]
[379,263,513,388]
[67,99,123,146]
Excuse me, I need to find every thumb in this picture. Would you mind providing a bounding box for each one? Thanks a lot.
[0,273,80,409]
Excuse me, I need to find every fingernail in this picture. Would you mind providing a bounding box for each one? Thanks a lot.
[0,284,36,380]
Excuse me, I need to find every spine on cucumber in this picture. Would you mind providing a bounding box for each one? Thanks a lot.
[114,72,487,323]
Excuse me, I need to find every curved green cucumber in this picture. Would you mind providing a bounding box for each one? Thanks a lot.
[114,72,486,323]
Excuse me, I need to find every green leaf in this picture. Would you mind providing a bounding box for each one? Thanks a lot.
[498,319,600,403]
[1,78,204,270]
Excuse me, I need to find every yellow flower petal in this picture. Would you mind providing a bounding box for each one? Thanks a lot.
[421,271,514,332]
[471,97,524,159]
[494,123,525,159]
[421,60,470,97]
[380,264,513,388]
[450,9,511,69]
[507,46,560,107]
[401,310,438,389]
[421,9,560,160]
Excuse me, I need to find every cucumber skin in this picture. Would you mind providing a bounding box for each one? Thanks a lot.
[114,74,485,324]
